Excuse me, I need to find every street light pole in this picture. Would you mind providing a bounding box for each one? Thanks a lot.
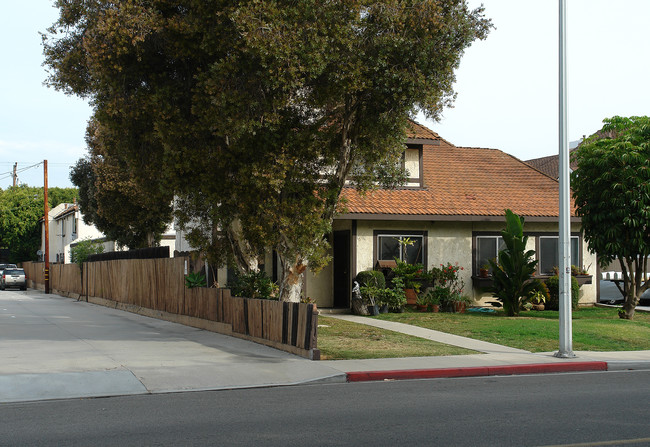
[556,0,575,358]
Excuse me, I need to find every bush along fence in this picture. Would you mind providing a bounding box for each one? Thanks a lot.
[22,259,319,359]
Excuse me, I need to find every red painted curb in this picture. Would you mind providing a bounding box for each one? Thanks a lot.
[346,361,608,382]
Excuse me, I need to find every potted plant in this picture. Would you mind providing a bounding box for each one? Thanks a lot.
[446,294,473,313]
[359,285,383,315]
[479,263,490,278]
[529,290,546,311]
[391,260,424,307]
[383,283,407,312]
[416,294,429,312]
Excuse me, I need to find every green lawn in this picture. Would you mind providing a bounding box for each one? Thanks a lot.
[317,316,476,360]
[373,307,650,352]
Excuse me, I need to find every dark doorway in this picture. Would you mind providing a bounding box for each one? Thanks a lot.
[333,230,351,308]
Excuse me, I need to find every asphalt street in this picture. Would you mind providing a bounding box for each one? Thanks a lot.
[2,371,649,446]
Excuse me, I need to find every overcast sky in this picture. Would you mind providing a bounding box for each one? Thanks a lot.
[1,0,648,189]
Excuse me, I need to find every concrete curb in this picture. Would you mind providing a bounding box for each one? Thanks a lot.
[346,361,608,382]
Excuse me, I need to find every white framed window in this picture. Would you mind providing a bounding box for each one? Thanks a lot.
[538,236,580,275]
[475,236,505,273]
[376,233,425,265]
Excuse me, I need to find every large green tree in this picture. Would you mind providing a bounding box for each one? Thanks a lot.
[0,185,78,263]
[572,116,650,319]
[69,119,173,249]
[43,0,491,301]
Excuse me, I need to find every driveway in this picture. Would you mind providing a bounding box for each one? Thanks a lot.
[0,289,344,402]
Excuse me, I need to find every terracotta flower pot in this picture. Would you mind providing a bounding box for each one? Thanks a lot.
[453,302,466,314]
[405,288,418,306]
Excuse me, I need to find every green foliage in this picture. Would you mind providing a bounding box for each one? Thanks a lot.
[43,0,491,302]
[391,260,424,290]
[431,262,466,296]
[70,239,105,268]
[70,146,172,250]
[359,285,384,307]
[571,116,650,318]
[0,186,77,263]
[229,271,277,299]
[421,286,448,306]
[489,209,538,316]
[184,272,206,289]
[381,286,407,310]
[525,279,550,306]
[355,270,386,289]
[544,275,580,311]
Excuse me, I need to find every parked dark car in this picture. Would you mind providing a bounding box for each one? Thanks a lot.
[1,268,26,290]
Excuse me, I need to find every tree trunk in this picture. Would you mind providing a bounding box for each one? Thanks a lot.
[278,255,307,303]
[619,258,640,319]
[226,221,259,274]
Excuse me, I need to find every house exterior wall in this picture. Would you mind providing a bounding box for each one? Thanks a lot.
[177,217,597,308]
[316,218,597,308]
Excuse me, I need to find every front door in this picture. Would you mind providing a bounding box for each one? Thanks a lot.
[333,230,351,308]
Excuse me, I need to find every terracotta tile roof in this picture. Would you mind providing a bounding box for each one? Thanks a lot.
[342,133,575,219]
[407,120,455,147]
[407,120,442,141]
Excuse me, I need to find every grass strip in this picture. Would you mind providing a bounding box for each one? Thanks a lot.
[317,315,477,360]
[374,307,650,352]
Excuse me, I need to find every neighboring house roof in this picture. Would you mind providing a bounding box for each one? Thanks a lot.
[525,150,578,179]
[341,123,575,221]
[53,204,78,220]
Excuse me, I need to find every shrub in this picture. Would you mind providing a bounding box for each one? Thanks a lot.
[229,270,277,299]
[359,285,383,307]
[489,210,538,316]
[355,270,386,289]
[381,286,407,310]
[545,275,580,311]
[391,260,424,289]
[185,271,206,288]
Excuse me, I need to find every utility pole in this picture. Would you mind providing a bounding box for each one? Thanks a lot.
[556,0,575,358]
[44,160,50,294]
[12,163,17,187]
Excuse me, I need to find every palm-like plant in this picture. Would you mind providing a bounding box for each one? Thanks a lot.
[489,209,538,316]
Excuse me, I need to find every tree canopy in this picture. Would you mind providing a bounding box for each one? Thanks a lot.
[571,116,650,319]
[44,0,491,301]
[0,185,78,263]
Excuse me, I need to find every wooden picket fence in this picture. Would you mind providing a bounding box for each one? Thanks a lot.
[22,259,319,359]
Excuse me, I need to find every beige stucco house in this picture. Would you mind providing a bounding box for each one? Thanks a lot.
[184,121,596,307]
[303,122,596,308]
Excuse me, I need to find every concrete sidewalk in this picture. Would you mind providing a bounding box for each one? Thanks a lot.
[2,290,650,403]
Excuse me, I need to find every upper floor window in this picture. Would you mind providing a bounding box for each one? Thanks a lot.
[376,231,426,265]
[72,217,78,235]
[403,145,422,187]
